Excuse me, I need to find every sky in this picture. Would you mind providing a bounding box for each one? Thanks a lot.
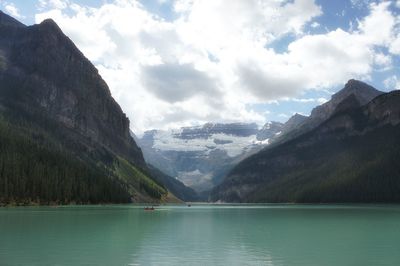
[1,0,400,134]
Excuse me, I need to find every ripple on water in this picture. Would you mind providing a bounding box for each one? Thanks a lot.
[0,204,400,265]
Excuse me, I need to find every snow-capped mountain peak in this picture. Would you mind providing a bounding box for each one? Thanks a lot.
[136,122,282,192]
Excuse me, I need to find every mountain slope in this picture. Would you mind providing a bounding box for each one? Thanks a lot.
[148,165,199,202]
[0,12,169,204]
[281,113,307,135]
[307,79,382,126]
[274,79,384,145]
[211,86,400,203]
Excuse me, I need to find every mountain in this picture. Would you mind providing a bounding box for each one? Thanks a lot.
[138,80,384,195]
[136,122,283,192]
[0,10,24,28]
[148,165,199,202]
[281,113,307,135]
[256,121,284,141]
[211,82,400,203]
[0,12,175,204]
[306,79,383,126]
[274,79,384,144]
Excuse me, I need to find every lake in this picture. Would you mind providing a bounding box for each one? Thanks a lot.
[1,204,400,265]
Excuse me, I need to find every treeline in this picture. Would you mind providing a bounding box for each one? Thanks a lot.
[114,157,167,200]
[0,116,132,205]
[215,124,400,203]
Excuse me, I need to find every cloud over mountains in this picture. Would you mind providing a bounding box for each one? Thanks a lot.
[32,0,400,133]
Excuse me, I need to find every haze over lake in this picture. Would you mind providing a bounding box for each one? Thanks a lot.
[1,204,400,266]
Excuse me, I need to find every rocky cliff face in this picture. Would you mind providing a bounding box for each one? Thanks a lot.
[0,12,144,167]
[0,10,24,27]
[306,79,383,128]
[211,86,400,203]
[280,113,307,134]
[0,12,176,204]
[273,79,384,145]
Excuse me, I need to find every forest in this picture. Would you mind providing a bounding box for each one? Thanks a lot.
[0,108,167,205]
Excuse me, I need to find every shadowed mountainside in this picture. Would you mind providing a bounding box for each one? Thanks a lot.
[211,82,400,203]
[0,11,197,204]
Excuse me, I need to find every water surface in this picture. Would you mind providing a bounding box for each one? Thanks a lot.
[1,204,400,265]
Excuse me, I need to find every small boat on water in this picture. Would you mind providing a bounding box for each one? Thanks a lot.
[144,206,155,211]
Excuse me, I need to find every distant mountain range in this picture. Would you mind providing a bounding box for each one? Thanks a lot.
[136,122,284,193]
[0,11,195,204]
[211,80,400,203]
[136,79,398,203]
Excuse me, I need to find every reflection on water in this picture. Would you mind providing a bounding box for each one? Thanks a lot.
[1,204,400,265]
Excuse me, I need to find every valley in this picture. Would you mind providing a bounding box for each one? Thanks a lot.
[0,11,399,205]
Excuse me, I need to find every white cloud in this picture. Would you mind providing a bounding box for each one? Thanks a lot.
[38,0,69,10]
[390,36,400,54]
[384,75,400,90]
[174,0,321,56]
[278,113,289,118]
[317,97,328,104]
[281,97,328,104]
[374,53,392,67]
[350,0,372,9]
[310,21,320,28]
[358,2,395,46]
[34,0,398,133]
[4,3,24,19]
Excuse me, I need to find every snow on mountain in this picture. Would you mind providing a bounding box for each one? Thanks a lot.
[136,122,282,192]
[152,130,268,157]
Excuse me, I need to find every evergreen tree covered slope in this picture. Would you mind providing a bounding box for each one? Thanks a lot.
[0,11,171,204]
[211,89,400,203]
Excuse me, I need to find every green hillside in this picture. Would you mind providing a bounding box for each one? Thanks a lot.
[0,109,166,205]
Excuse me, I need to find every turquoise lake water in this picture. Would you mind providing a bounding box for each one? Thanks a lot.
[1,204,400,265]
